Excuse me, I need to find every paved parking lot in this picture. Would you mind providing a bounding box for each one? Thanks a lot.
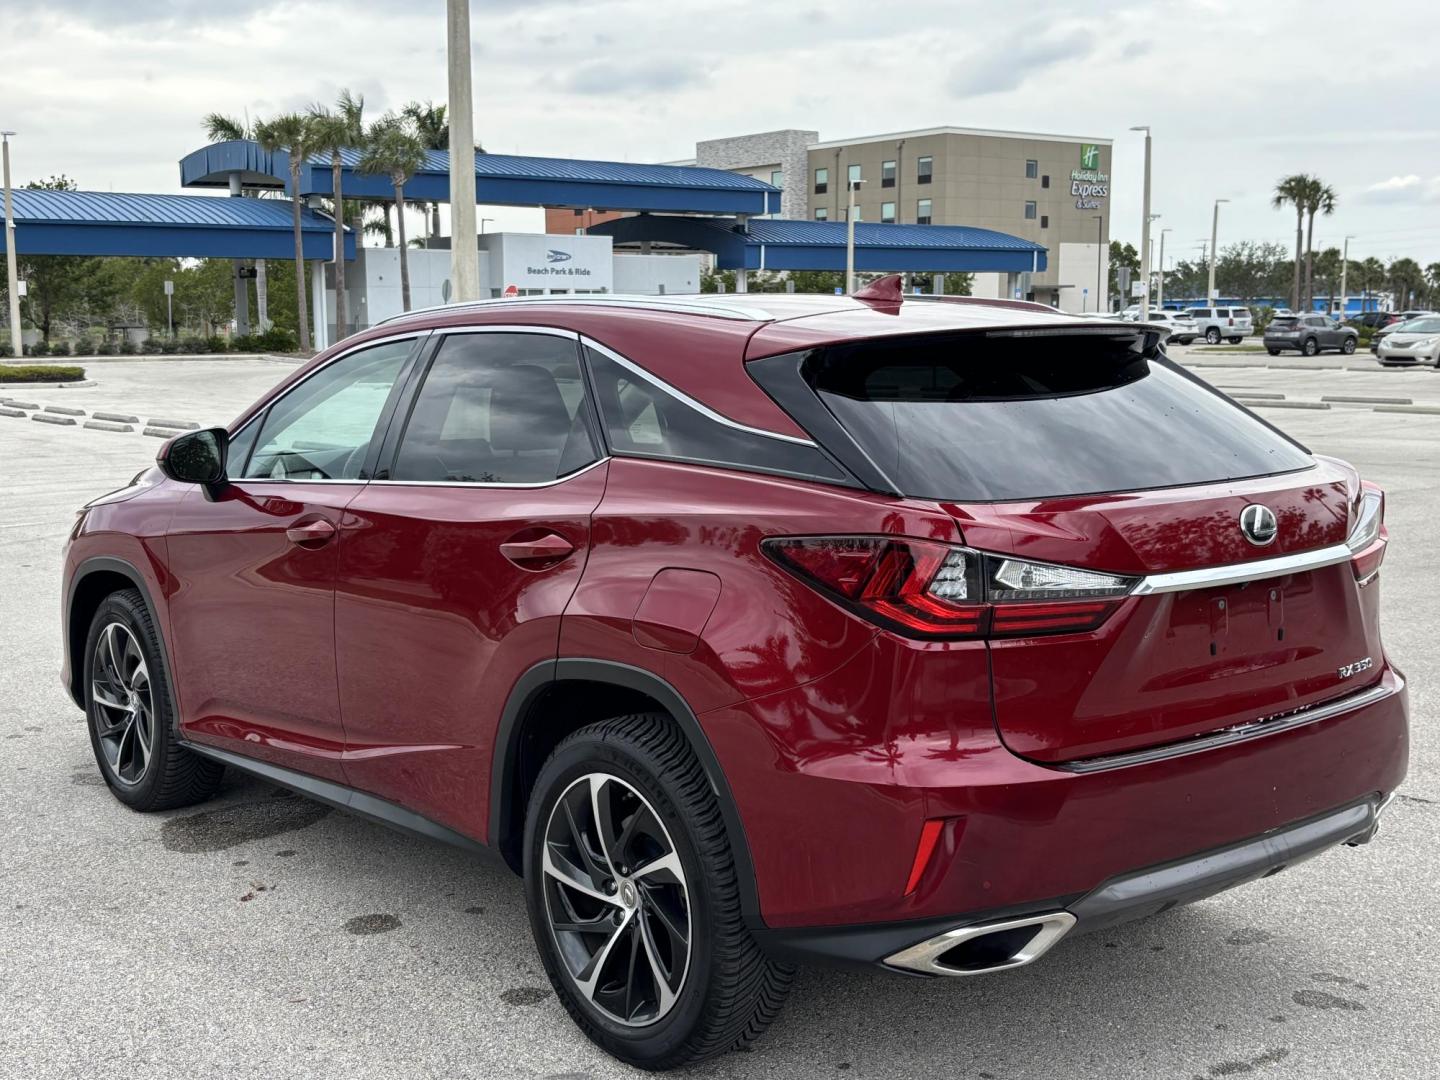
[2,356,1437,1080]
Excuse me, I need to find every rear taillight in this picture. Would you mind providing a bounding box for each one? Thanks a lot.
[764,536,1137,639]
[1347,483,1387,586]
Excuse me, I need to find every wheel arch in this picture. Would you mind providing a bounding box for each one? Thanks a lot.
[66,557,177,717]
[490,658,763,925]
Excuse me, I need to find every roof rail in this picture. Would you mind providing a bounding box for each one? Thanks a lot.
[906,293,1059,314]
[376,293,776,327]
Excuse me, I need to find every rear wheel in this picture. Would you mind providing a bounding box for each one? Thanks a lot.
[1227,336,1243,344]
[1267,348,1281,356]
[83,589,224,810]
[524,714,792,1069]
[1302,337,1320,356]
[1341,337,1357,355]
[1205,327,1221,344]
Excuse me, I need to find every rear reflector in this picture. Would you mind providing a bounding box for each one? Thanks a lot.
[905,819,946,896]
[764,536,1136,640]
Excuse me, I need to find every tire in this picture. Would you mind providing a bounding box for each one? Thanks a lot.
[1205,327,1221,344]
[1302,337,1319,357]
[83,589,224,811]
[524,714,793,1069]
[1341,337,1357,355]
[1267,348,1281,356]
[1227,336,1243,345]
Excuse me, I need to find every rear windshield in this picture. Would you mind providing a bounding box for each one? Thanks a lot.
[1270,316,1300,328]
[802,331,1313,502]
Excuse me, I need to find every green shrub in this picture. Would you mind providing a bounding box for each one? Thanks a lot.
[72,340,96,357]
[48,341,72,357]
[139,339,162,355]
[256,327,298,352]
[23,341,48,357]
[159,339,180,355]
[117,339,138,355]
[0,364,87,383]
[179,337,210,354]
[230,333,258,353]
[205,335,229,353]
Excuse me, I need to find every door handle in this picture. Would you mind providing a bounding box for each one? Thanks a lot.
[286,518,336,547]
[500,532,574,567]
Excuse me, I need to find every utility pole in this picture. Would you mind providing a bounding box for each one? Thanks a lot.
[447,0,480,301]
[1339,235,1354,320]
[1131,126,1152,319]
[1093,215,1104,311]
[1207,198,1229,306]
[845,176,864,294]
[2,131,21,359]
[1157,227,1171,308]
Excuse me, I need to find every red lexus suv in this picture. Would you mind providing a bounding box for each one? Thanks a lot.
[62,281,1408,1069]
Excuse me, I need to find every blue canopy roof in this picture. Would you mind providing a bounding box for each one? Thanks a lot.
[589,215,1048,274]
[179,140,781,216]
[0,189,353,260]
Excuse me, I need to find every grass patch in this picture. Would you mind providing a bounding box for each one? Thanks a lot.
[0,364,87,383]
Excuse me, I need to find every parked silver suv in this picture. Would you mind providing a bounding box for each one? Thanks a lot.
[1185,306,1253,344]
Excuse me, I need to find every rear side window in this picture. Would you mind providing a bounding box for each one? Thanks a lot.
[1188,308,1211,319]
[584,344,849,485]
[801,331,1313,502]
[392,333,598,484]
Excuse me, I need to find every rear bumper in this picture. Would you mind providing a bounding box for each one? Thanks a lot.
[757,792,1394,973]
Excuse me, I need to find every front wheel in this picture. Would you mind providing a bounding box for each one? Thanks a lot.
[524,714,793,1069]
[1341,338,1357,355]
[1205,327,1222,344]
[1227,336,1243,344]
[83,589,224,811]
[1302,337,1320,356]
[1267,348,1281,356]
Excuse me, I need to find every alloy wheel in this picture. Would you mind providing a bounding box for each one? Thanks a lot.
[90,621,154,786]
[541,772,692,1027]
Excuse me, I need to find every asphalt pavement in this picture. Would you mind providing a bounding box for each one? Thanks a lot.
[1,356,1436,1080]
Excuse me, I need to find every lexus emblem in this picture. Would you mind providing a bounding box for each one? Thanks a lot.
[1239,504,1278,547]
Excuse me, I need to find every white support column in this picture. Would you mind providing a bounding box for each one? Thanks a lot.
[310,261,328,351]
[734,268,748,293]
[447,0,480,302]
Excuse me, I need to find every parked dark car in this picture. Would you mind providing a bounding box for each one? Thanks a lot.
[1265,313,1359,356]
[62,281,1406,1069]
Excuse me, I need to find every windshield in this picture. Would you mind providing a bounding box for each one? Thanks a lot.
[1395,316,1440,333]
[801,331,1314,502]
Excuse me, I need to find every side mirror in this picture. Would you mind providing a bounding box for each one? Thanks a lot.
[158,427,229,488]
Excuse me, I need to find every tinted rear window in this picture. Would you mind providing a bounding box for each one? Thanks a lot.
[802,331,1313,502]
[1271,316,1300,328]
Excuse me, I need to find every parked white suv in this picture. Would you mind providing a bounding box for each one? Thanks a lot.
[1140,310,1199,344]
[1185,306,1254,344]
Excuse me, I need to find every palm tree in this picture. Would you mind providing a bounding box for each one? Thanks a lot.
[403,101,449,240]
[1301,180,1336,314]
[1388,258,1424,310]
[1272,174,1311,311]
[360,115,427,312]
[1359,256,1385,312]
[307,90,364,340]
[203,112,252,142]
[254,113,314,351]
[1424,262,1440,308]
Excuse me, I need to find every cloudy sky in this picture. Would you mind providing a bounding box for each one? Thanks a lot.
[2,0,1438,267]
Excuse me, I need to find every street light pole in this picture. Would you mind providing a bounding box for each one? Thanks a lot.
[845,177,864,294]
[2,131,21,359]
[1093,214,1104,312]
[1207,198,1229,306]
[1339,234,1355,319]
[1130,126,1152,319]
[1158,227,1171,308]
[446,0,480,302]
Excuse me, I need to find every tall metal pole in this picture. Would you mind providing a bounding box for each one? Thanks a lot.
[1207,198,1229,305]
[3,132,23,359]
[845,177,862,294]
[447,0,480,301]
[1131,126,1152,319]
[1094,214,1104,311]
[1157,227,1171,308]
[1339,235,1354,319]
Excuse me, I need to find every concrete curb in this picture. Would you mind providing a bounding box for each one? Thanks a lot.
[31,412,77,426]
[0,406,25,418]
[93,411,141,424]
[1242,400,1331,410]
[84,420,134,433]
[1321,395,1414,405]
[0,380,97,389]
[1374,404,1440,416]
[2,399,39,410]
[142,427,179,439]
[147,418,199,431]
[43,404,87,417]
[1227,392,1286,400]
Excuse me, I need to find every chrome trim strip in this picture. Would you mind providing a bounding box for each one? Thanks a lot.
[1131,543,1352,595]
[368,457,609,490]
[884,912,1076,977]
[1055,677,1400,775]
[580,336,819,447]
[377,294,776,326]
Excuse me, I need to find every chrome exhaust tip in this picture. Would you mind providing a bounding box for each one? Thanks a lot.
[1347,791,1397,847]
[883,911,1076,977]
